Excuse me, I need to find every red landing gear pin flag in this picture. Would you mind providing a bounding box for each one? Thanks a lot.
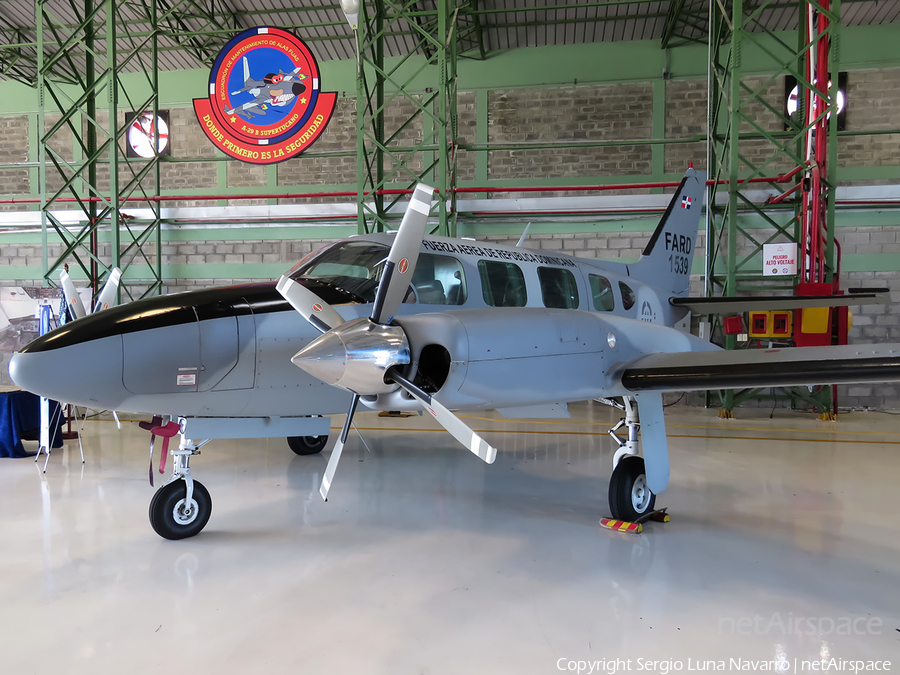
[193,27,337,164]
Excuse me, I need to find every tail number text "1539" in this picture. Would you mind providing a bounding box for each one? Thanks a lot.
[669,254,689,275]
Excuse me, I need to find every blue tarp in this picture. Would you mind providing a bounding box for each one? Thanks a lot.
[0,391,64,458]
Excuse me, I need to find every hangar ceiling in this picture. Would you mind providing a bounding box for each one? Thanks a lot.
[0,0,897,85]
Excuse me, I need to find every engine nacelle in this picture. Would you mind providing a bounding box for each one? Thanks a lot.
[363,308,611,411]
[361,307,713,412]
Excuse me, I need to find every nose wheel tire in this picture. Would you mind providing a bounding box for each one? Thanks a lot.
[608,455,656,522]
[149,479,212,540]
[287,435,328,455]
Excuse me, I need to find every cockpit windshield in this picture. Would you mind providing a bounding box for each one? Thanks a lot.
[288,241,389,303]
[288,239,469,307]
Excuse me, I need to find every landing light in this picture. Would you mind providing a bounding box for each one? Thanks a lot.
[607,332,616,348]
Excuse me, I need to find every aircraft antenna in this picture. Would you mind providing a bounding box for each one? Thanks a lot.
[515,222,532,248]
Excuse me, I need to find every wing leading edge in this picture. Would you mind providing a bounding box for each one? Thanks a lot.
[618,344,900,392]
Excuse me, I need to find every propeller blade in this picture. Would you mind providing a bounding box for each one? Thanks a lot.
[320,394,360,501]
[276,275,345,334]
[59,270,87,320]
[93,267,122,313]
[370,184,435,325]
[388,369,497,464]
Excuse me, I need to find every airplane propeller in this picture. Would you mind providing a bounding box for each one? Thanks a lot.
[276,184,498,501]
[59,270,87,321]
[93,267,122,313]
[276,275,344,334]
[60,267,123,321]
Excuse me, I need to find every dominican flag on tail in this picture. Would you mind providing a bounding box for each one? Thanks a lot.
[629,167,706,295]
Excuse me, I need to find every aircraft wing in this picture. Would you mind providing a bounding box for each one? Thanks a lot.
[670,290,890,314]
[617,343,900,392]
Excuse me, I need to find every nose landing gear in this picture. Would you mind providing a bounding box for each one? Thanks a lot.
[149,435,212,540]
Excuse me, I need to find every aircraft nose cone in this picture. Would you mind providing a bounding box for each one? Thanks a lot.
[9,334,127,410]
[291,331,348,386]
[9,351,55,398]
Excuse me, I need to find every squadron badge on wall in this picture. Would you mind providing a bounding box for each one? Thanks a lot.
[193,27,337,164]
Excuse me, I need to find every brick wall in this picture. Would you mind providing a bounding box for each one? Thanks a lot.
[277,96,357,203]
[160,237,337,294]
[839,68,900,178]
[0,115,30,212]
[488,84,653,196]
[665,79,707,174]
[456,91,477,183]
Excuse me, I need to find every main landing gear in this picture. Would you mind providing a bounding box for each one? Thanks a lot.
[287,434,328,455]
[149,435,212,540]
[604,397,658,522]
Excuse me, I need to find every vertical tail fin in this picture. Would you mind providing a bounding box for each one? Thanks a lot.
[629,168,706,295]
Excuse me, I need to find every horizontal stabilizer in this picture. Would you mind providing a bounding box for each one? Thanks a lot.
[619,343,900,392]
[670,291,890,314]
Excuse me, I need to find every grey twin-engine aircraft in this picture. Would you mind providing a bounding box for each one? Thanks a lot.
[11,169,900,540]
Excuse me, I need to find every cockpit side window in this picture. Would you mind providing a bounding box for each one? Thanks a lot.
[289,241,390,302]
[589,274,615,311]
[538,267,579,309]
[287,242,468,307]
[478,260,527,307]
[410,253,467,305]
[619,281,636,311]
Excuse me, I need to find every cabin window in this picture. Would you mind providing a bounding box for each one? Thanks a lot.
[619,281,636,311]
[478,260,527,307]
[538,267,579,309]
[590,274,615,311]
[408,253,467,305]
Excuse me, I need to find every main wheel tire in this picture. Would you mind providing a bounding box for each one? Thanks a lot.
[608,455,656,522]
[149,479,212,540]
[287,435,328,455]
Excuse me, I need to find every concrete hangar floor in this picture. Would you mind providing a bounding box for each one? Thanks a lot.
[1,402,898,674]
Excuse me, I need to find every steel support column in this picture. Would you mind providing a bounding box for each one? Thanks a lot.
[38,0,166,302]
[354,0,458,236]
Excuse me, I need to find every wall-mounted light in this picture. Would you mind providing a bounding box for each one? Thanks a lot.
[340,0,362,76]
[340,0,360,30]
[784,72,848,131]
[126,110,170,158]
